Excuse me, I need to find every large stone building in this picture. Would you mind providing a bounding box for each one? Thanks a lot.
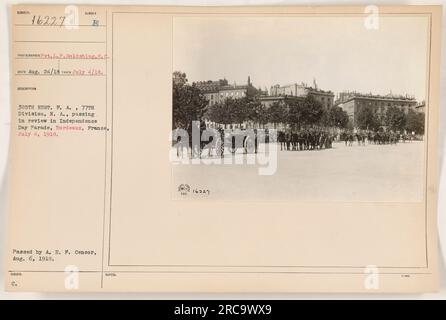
[270,83,308,97]
[194,77,255,106]
[256,81,334,130]
[267,81,334,108]
[335,91,418,125]
[259,96,293,108]
[306,87,335,109]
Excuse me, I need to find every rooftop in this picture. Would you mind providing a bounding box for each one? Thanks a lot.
[193,79,250,93]
[337,91,417,103]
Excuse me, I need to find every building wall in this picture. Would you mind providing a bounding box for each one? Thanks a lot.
[309,92,334,109]
[338,97,418,126]
[339,100,355,121]
[354,98,416,115]
[259,96,284,108]
[269,84,334,109]
[202,88,247,106]
[259,96,303,108]
[219,88,247,100]
[270,83,308,97]
[203,92,218,106]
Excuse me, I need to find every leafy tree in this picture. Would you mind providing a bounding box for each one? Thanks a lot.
[286,98,302,129]
[248,99,269,128]
[292,95,325,128]
[206,101,232,127]
[172,71,187,87]
[284,96,325,129]
[228,98,247,127]
[246,85,261,99]
[356,106,380,131]
[385,106,406,132]
[303,95,325,127]
[207,97,257,128]
[405,110,425,135]
[172,71,208,130]
[268,101,287,128]
[325,106,349,129]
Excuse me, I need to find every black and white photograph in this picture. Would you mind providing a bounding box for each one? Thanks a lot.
[2,3,443,297]
[171,14,429,202]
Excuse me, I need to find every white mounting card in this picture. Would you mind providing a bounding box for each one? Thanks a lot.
[6,4,442,292]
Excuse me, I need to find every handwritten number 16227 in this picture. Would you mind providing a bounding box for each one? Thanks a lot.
[31,15,66,27]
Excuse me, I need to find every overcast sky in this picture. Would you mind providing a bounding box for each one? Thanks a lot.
[173,15,429,101]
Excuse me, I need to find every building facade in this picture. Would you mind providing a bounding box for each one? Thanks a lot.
[194,77,253,106]
[335,91,418,125]
[306,87,335,109]
[270,83,308,97]
[268,81,334,108]
[258,95,301,108]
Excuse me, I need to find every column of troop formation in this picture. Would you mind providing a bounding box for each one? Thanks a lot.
[277,128,414,151]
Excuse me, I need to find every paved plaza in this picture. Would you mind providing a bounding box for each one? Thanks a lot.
[172,140,425,202]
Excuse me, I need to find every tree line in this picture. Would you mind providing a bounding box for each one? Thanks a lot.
[173,71,425,135]
[206,95,350,130]
[173,71,349,130]
[355,105,425,135]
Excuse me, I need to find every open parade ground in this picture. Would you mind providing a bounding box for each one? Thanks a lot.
[172,140,425,202]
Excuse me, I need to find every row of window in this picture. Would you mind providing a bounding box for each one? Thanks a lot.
[208,91,245,100]
[357,100,414,108]
[356,104,414,113]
